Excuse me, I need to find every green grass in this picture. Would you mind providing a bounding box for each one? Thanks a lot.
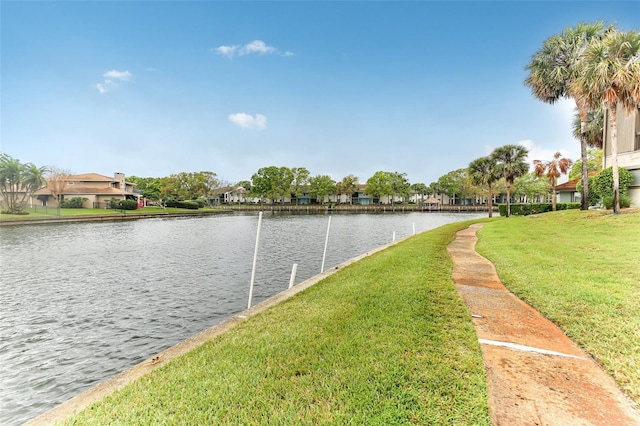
[476,209,640,404]
[63,221,491,425]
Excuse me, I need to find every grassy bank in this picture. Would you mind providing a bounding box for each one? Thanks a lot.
[63,221,491,425]
[476,209,640,405]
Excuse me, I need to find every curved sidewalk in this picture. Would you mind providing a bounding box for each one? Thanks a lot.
[448,223,640,426]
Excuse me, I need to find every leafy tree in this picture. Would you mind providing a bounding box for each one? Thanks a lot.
[513,173,551,203]
[336,174,358,204]
[436,169,470,204]
[365,171,393,204]
[0,154,47,214]
[525,21,612,211]
[410,183,428,205]
[533,152,572,211]
[572,29,640,214]
[290,167,310,205]
[469,156,501,217]
[308,174,336,203]
[251,166,294,204]
[569,148,602,180]
[389,172,411,205]
[491,144,529,217]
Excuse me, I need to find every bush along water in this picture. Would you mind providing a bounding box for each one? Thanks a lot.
[498,202,580,216]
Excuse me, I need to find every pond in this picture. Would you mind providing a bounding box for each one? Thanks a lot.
[0,211,483,425]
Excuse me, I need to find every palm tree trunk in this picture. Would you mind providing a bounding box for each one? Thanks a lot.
[487,184,493,218]
[578,101,590,211]
[610,103,620,214]
[505,183,511,217]
[552,185,557,211]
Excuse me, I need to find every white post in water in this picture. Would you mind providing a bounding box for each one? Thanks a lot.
[413,222,416,235]
[288,263,298,289]
[321,216,332,273]
[393,231,396,242]
[248,211,263,309]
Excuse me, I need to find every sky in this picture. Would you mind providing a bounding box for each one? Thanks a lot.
[1,1,638,186]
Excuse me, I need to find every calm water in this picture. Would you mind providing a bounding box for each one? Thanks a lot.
[0,211,483,425]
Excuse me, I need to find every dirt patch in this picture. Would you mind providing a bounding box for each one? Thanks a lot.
[448,223,640,425]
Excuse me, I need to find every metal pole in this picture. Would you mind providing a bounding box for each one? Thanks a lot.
[393,231,396,242]
[288,263,298,289]
[321,216,332,273]
[248,211,263,309]
[413,222,415,235]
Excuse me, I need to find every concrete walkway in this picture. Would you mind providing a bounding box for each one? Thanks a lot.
[448,223,640,425]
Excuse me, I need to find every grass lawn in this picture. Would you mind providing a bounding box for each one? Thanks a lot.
[63,220,491,425]
[476,208,640,405]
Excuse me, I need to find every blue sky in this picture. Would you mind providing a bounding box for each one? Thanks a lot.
[1,1,638,186]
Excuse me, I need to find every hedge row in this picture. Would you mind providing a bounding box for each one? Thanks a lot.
[164,200,200,209]
[498,202,580,216]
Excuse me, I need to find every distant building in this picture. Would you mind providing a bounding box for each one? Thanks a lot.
[32,172,138,208]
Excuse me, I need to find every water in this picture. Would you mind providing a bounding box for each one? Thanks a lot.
[0,211,483,425]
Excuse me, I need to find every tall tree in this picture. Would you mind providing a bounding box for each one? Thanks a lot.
[491,145,529,217]
[533,152,573,211]
[290,167,310,205]
[308,175,336,203]
[572,29,640,214]
[365,171,393,204]
[410,183,428,205]
[524,21,612,211]
[569,148,602,180]
[469,156,501,218]
[390,172,410,205]
[0,154,47,213]
[336,174,358,204]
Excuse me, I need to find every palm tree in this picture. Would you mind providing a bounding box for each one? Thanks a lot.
[572,107,604,149]
[524,21,612,211]
[572,30,640,214]
[533,152,572,211]
[0,154,47,213]
[469,156,501,218]
[491,145,529,217]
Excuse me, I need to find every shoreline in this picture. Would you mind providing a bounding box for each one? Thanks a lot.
[0,204,491,226]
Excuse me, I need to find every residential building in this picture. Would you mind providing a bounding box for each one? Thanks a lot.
[32,172,138,208]
[603,106,640,206]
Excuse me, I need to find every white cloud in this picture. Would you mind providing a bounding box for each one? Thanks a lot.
[103,70,132,81]
[228,113,267,130]
[215,45,238,58]
[518,139,572,169]
[213,40,292,58]
[95,70,132,94]
[240,40,275,55]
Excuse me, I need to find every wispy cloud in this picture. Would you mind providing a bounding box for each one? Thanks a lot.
[213,40,293,58]
[228,113,267,130]
[95,70,132,94]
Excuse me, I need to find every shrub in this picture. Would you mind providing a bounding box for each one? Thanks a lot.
[576,176,601,206]
[591,167,633,199]
[164,199,199,209]
[498,203,580,216]
[118,199,139,210]
[178,200,200,209]
[108,198,120,209]
[602,194,632,209]
[60,197,88,208]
